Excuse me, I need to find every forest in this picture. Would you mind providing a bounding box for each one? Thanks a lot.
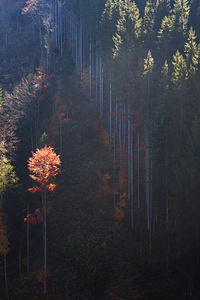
[0,0,200,299]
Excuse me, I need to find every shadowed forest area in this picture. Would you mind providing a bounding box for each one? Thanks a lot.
[1,0,200,299]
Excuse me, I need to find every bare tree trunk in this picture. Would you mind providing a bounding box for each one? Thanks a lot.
[115,101,118,133]
[145,133,150,231]
[96,43,99,107]
[31,13,35,38]
[27,199,29,274]
[89,39,92,98]
[123,106,126,149]
[75,24,78,68]
[39,16,43,58]
[60,113,62,160]
[17,0,20,32]
[119,109,122,202]
[19,246,22,276]
[131,131,134,227]
[4,246,8,300]
[79,22,83,74]
[113,131,116,209]
[109,77,112,146]
[43,188,47,293]
[52,94,55,146]
[100,57,104,118]
[2,0,8,65]
[137,129,140,208]
[128,106,131,202]
[166,192,169,279]
[1,191,3,207]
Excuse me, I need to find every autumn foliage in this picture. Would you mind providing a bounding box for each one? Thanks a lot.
[37,265,51,283]
[96,170,115,201]
[27,145,61,193]
[24,208,43,225]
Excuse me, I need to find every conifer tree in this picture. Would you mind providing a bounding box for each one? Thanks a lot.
[143,0,155,49]
[184,27,198,73]
[152,60,171,277]
[142,50,154,247]
[172,0,190,51]
[157,15,175,62]
[112,0,142,96]
[100,0,122,63]
[172,50,188,134]
[113,0,142,59]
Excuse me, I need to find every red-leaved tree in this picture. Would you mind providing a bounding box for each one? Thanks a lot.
[27,145,61,293]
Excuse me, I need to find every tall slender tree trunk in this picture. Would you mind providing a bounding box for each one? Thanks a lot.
[27,199,29,274]
[109,78,112,146]
[60,114,62,160]
[79,22,83,74]
[43,188,47,293]
[1,191,3,207]
[2,0,8,65]
[39,16,43,58]
[128,106,131,202]
[131,131,134,227]
[75,25,78,69]
[145,132,150,231]
[113,130,116,209]
[19,245,22,276]
[17,0,20,32]
[100,58,104,118]
[52,95,55,146]
[96,42,99,106]
[137,129,140,208]
[4,245,8,300]
[89,39,92,98]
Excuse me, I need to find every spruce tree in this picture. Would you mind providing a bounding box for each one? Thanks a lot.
[172,0,191,51]
[172,50,188,135]
[184,27,198,74]
[143,0,155,49]
[157,15,175,63]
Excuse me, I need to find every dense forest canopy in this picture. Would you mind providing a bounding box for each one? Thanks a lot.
[1,0,200,299]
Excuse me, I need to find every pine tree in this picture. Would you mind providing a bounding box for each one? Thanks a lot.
[113,0,142,59]
[172,0,190,51]
[184,27,198,74]
[143,0,155,49]
[112,0,142,96]
[142,50,154,251]
[152,60,171,278]
[157,15,175,63]
[172,50,188,134]
[100,0,122,63]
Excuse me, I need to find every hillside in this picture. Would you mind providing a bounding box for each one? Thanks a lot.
[1,0,200,299]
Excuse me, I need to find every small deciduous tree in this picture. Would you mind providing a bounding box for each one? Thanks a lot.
[27,145,61,293]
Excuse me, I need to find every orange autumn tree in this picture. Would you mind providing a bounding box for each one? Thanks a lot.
[27,145,61,293]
